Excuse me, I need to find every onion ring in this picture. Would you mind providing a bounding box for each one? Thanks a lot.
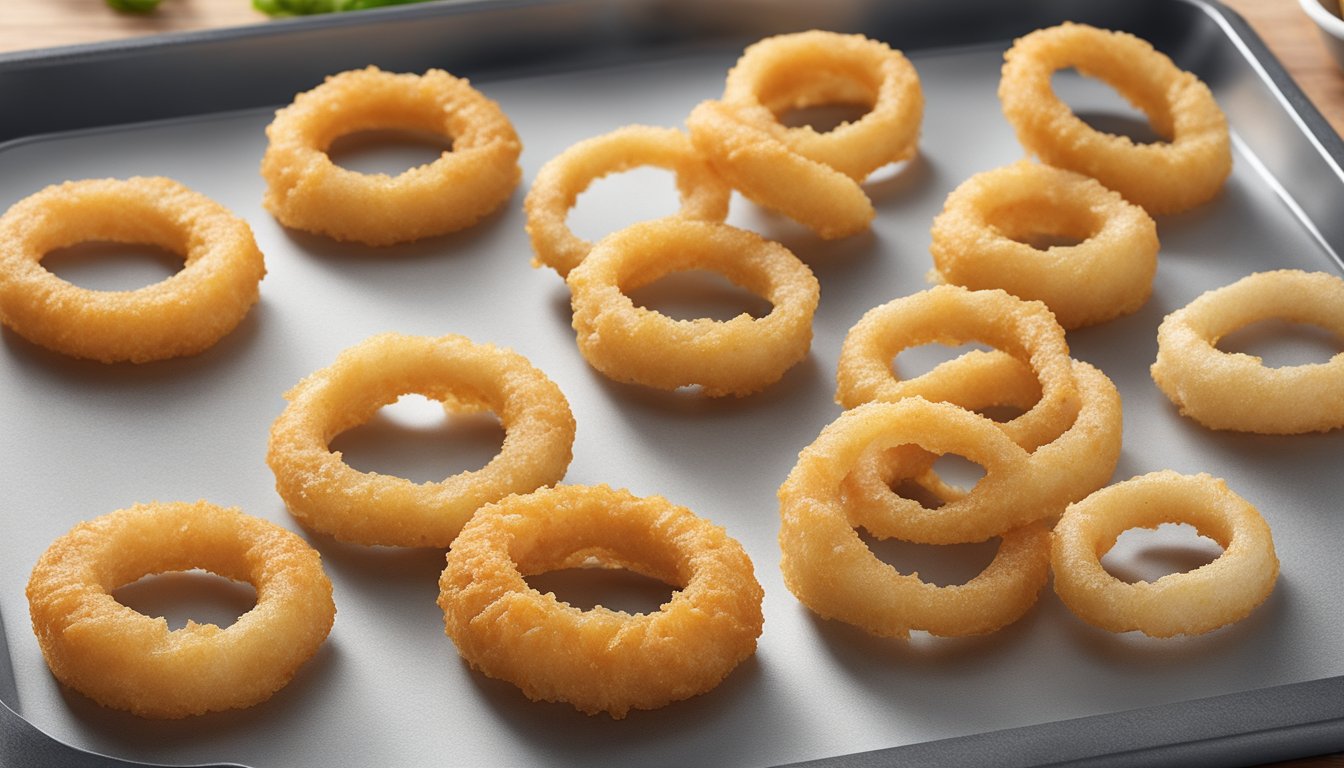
[524,125,731,278]
[260,66,522,246]
[778,400,1053,638]
[0,177,265,363]
[1051,471,1279,637]
[835,285,1080,452]
[998,23,1231,216]
[25,500,335,718]
[438,484,763,718]
[844,352,1118,538]
[842,354,1122,543]
[792,397,1061,542]
[720,30,924,182]
[929,161,1159,329]
[686,98,874,239]
[1150,269,1344,434]
[567,217,819,397]
[267,333,575,547]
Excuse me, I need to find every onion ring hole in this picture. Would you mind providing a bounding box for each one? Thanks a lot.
[1050,68,1168,145]
[524,562,678,614]
[327,393,505,485]
[324,128,456,176]
[113,569,258,632]
[1098,523,1223,585]
[41,241,183,292]
[1216,318,1344,368]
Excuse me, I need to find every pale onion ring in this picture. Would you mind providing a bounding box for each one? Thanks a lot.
[260,66,522,246]
[1051,471,1279,637]
[998,22,1231,216]
[0,177,265,363]
[778,400,1052,638]
[929,161,1159,329]
[266,333,575,547]
[834,285,1080,452]
[566,218,820,397]
[524,125,731,278]
[1150,269,1344,434]
[686,98,875,239]
[843,354,1122,544]
[438,484,763,718]
[720,29,924,182]
[25,501,335,719]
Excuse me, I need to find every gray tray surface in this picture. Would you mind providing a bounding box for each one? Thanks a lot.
[0,1,1341,766]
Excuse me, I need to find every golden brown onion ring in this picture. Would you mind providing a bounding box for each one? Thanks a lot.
[439,484,763,718]
[929,161,1159,329]
[999,23,1231,215]
[0,177,265,363]
[260,66,521,246]
[267,333,575,547]
[567,218,819,397]
[1051,471,1279,637]
[25,501,334,718]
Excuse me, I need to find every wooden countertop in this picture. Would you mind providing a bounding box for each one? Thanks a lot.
[0,1,1340,767]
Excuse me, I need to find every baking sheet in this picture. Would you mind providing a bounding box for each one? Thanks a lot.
[1,1,1342,766]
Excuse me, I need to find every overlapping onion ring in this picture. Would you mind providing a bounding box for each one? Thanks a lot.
[524,125,731,278]
[839,350,1044,513]
[25,501,335,718]
[267,333,575,547]
[929,161,1159,329]
[779,400,1054,638]
[1151,269,1344,434]
[999,23,1231,215]
[438,484,763,718]
[720,29,924,182]
[686,99,875,240]
[567,217,820,397]
[0,177,265,363]
[1051,471,1279,637]
[842,352,1121,543]
[260,66,522,246]
[835,285,1080,452]
[807,398,1066,545]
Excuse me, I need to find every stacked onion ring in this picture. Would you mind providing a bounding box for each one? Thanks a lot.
[687,29,923,239]
[777,285,1125,638]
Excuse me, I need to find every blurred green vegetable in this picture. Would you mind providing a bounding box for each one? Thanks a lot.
[252,0,435,15]
[105,0,164,12]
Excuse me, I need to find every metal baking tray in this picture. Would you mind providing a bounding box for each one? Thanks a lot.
[2,0,1342,766]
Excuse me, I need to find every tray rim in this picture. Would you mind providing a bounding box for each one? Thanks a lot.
[1,1,1342,766]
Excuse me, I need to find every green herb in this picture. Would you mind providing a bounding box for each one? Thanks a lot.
[105,0,164,12]
[252,0,435,16]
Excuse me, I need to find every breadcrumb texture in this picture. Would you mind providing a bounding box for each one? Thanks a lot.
[0,176,265,363]
[25,501,335,718]
[439,484,764,719]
